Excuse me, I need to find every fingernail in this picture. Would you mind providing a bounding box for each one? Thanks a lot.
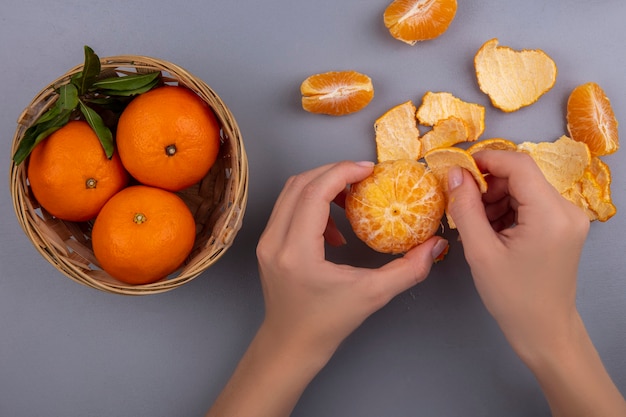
[431,239,449,261]
[356,160,375,167]
[448,166,463,190]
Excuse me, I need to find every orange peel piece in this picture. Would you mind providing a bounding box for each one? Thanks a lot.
[300,70,374,116]
[416,92,485,141]
[474,38,557,112]
[467,138,517,154]
[424,147,487,229]
[345,159,445,254]
[517,135,591,194]
[419,116,469,157]
[375,100,421,162]
[566,82,619,157]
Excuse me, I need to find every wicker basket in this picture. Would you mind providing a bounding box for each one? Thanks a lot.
[9,55,248,295]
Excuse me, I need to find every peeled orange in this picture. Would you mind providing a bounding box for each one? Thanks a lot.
[345,159,444,254]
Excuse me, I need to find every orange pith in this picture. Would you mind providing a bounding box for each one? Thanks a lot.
[116,85,221,192]
[27,120,129,222]
[345,159,445,254]
[300,71,374,116]
[474,38,557,112]
[566,82,619,157]
[92,185,196,285]
[384,0,457,45]
[374,100,421,162]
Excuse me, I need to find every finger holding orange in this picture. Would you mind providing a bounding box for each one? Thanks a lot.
[92,185,196,285]
[27,120,129,222]
[116,85,221,191]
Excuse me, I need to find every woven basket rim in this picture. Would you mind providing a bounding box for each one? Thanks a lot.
[10,54,249,295]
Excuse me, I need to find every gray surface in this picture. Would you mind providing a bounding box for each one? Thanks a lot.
[1,1,625,416]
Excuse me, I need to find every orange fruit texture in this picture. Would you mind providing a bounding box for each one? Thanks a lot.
[566,82,619,157]
[300,70,374,116]
[345,159,445,254]
[116,85,221,192]
[474,38,557,112]
[92,185,196,285]
[27,120,129,222]
[384,0,457,45]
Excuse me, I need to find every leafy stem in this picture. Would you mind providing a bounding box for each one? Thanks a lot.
[13,45,162,165]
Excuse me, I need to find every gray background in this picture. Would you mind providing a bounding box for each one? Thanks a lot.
[1,1,625,416]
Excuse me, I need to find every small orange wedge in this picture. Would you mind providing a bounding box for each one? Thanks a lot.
[300,70,374,116]
[474,38,557,112]
[566,82,619,156]
[384,0,458,45]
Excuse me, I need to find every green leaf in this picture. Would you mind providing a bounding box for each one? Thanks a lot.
[96,77,160,97]
[57,83,79,110]
[71,45,101,95]
[91,71,160,91]
[79,100,114,158]
[12,105,73,165]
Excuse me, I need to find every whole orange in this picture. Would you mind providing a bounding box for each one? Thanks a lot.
[27,120,129,222]
[91,185,196,285]
[116,85,221,191]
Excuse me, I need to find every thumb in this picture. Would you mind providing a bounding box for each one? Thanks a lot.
[362,236,447,302]
[446,166,494,247]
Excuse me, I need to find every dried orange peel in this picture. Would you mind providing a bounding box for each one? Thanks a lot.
[474,38,557,112]
[375,100,421,162]
[467,138,517,154]
[300,70,374,116]
[345,159,445,254]
[424,147,487,229]
[419,116,469,158]
[517,135,591,194]
[416,92,485,141]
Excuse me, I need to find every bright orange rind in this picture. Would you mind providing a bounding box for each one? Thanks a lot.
[467,137,517,154]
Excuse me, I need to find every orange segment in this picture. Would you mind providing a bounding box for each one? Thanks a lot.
[300,70,374,116]
[384,0,458,45]
[566,82,619,156]
[474,38,557,112]
[416,91,485,141]
[345,159,445,254]
[517,135,591,194]
[467,137,517,154]
[419,116,469,157]
[374,100,421,162]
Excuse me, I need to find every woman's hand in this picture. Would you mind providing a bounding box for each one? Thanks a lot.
[207,160,447,417]
[447,150,626,417]
[257,160,447,361]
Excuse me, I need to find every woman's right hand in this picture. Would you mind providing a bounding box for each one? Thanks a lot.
[446,150,626,417]
[446,150,589,356]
